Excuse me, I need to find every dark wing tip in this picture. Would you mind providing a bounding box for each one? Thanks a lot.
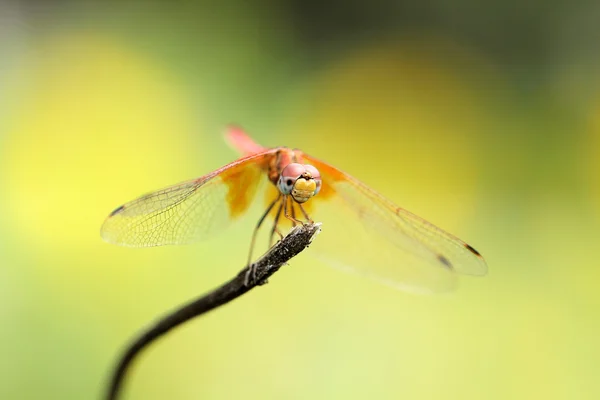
[437,254,453,270]
[109,204,125,217]
[464,243,482,257]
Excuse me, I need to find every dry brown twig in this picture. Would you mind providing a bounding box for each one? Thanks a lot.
[105,222,322,400]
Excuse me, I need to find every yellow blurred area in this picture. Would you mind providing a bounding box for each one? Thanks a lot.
[1,33,198,251]
[284,39,494,226]
[590,98,600,221]
[1,2,599,400]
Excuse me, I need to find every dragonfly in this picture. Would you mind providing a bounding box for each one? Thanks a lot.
[101,127,487,293]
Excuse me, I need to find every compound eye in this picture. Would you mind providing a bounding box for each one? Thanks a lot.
[278,176,294,194]
[278,163,305,195]
[304,164,321,180]
[313,178,322,195]
[281,163,305,179]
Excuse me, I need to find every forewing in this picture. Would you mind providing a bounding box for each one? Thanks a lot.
[301,154,487,293]
[101,150,277,247]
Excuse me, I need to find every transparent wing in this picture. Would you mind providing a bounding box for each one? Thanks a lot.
[300,154,487,293]
[101,149,278,247]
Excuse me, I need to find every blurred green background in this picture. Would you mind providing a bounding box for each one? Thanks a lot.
[1,0,599,399]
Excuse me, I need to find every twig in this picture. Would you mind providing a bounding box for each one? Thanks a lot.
[105,222,321,400]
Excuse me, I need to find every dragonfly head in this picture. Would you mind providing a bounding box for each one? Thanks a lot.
[278,163,322,203]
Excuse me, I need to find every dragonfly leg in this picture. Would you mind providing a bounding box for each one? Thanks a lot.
[290,197,297,227]
[247,194,280,268]
[298,203,314,224]
[283,195,305,226]
[245,195,281,287]
[269,199,284,247]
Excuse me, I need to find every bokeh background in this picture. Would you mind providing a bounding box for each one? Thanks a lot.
[1,0,599,399]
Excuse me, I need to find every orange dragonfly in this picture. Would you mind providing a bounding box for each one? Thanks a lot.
[101,127,487,293]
